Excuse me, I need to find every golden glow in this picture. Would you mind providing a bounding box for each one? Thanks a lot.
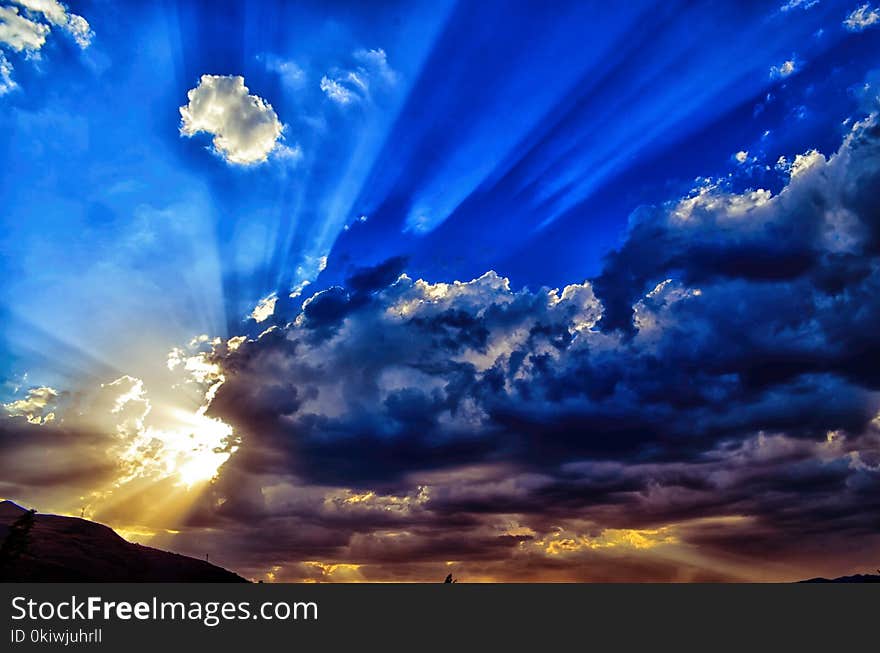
[538,526,678,555]
[2,386,57,424]
[113,404,237,488]
[303,561,364,582]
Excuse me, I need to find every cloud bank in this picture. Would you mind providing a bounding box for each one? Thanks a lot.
[4,111,880,581]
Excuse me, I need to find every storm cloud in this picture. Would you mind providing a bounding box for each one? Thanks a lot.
[142,115,880,580]
[4,115,880,581]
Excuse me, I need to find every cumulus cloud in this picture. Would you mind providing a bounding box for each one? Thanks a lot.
[3,385,57,424]
[0,0,93,93]
[12,0,93,48]
[0,5,49,51]
[0,362,239,516]
[152,113,880,580]
[179,75,286,166]
[844,3,880,30]
[5,109,880,581]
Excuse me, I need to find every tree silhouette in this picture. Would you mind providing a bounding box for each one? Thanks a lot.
[0,509,37,573]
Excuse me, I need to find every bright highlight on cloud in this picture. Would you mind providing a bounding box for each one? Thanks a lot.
[0,0,92,93]
[179,75,286,166]
[12,0,92,47]
[844,3,880,30]
[0,5,49,51]
[2,385,57,424]
[250,293,277,323]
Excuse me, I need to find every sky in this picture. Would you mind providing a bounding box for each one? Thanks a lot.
[1,0,880,582]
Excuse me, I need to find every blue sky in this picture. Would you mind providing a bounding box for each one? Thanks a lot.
[2,1,880,581]
[1,0,877,392]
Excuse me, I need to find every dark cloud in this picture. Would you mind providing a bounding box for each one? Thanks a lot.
[180,116,880,579]
[345,256,409,294]
[4,117,880,581]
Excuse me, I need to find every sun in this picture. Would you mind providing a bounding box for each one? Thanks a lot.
[164,410,238,488]
[112,404,239,489]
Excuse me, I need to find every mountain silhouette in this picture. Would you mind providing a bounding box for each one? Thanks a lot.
[799,573,880,583]
[0,500,246,582]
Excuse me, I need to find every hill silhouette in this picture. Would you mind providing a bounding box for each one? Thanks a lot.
[0,500,246,582]
[799,573,880,583]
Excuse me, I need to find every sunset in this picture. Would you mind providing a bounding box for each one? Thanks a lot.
[1,0,880,590]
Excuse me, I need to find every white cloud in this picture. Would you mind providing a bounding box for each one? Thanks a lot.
[735,150,749,164]
[274,143,303,164]
[789,148,825,177]
[780,0,819,11]
[61,12,90,48]
[0,1,93,95]
[320,75,356,104]
[259,54,306,89]
[844,3,880,30]
[0,52,15,94]
[770,59,797,79]
[250,293,277,323]
[0,5,49,51]
[179,75,285,166]
[3,386,57,424]
[354,48,398,85]
[12,0,93,48]
[320,47,398,105]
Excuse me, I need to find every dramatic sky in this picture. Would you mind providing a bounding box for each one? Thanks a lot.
[1,0,880,582]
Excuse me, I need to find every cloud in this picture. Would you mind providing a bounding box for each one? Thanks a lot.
[3,386,57,424]
[258,54,306,89]
[0,52,14,94]
[354,48,398,85]
[11,0,92,48]
[844,3,880,30]
[250,293,277,323]
[5,104,880,581]
[320,47,398,106]
[734,150,749,164]
[0,362,239,514]
[0,5,49,51]
[179,75,286,166]
[0,0,93,94]
[141,112,880,579]
[320,75,356,105]
[780,0,819,10]
[770,59,797,79]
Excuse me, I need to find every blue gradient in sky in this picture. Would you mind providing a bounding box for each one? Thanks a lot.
[1,0,878,392]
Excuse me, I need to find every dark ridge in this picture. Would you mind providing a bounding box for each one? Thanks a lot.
[799,573,880,583]
[0,500,247,582]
